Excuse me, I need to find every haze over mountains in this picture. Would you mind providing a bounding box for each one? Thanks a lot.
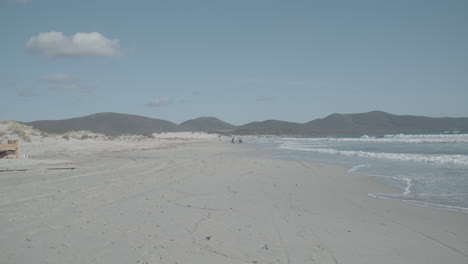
[23,111,468,136]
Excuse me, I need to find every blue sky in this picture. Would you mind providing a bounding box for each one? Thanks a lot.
[1,0,467,125]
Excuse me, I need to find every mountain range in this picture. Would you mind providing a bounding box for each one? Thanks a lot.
[25,113,179,136]
[22,111,468,136]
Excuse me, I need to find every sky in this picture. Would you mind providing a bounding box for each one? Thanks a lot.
[1,0,467,125]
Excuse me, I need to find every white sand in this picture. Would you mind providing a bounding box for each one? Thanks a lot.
[1,140,467,263]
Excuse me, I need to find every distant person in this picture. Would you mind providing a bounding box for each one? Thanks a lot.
[231,137,235,143]
[238,138,242,143]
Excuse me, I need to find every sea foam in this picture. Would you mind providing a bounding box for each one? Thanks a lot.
[278,144,468,167]
[248,133,468,212]
[284,133,468,144]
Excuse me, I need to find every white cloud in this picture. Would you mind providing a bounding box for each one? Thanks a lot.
[26,31,123,58]
[48,84,94,92]
[145,97,171,107]
[41,73,78,83]
[41,73,93,92]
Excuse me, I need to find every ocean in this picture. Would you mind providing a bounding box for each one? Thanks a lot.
[247,131,468,213]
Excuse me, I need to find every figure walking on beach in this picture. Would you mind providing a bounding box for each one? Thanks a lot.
[231,137,235,143]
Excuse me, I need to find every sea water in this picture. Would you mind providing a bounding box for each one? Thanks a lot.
[247,131,468,213]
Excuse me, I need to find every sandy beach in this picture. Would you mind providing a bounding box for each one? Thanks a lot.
[1,139,467,264]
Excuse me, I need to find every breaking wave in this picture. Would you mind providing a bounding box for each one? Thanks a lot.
[249,132,468,212]
[284,133,468,144]
[278,144,468,167]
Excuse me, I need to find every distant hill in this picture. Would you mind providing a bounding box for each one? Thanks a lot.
[179,117,236,132]
[21,111,468,136]
[234,120,304,135]
[304,111,468,135]
[229,111,468,135]
[25,112,179,136]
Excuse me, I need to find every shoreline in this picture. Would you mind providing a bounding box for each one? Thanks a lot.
[215,142,468,263]
[244,138,468,214]
[1,140,467,263]
[242,141,411,203]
